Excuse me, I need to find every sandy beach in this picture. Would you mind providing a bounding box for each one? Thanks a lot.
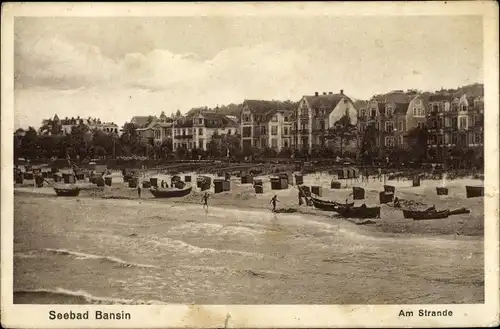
[13,172,484,304]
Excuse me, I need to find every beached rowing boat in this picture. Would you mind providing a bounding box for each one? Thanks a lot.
[310,197,354,212]
[53,187,81,197]
[149,186,192,198]
[412,210,449,220]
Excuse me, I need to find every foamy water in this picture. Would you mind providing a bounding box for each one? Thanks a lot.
[14,194,484,304]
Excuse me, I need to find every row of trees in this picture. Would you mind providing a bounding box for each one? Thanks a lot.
[14,120,483,169]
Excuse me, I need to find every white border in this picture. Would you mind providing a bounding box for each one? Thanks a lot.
[1,2,499,328]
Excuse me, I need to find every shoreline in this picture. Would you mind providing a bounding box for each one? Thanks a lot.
[14,188,484,240]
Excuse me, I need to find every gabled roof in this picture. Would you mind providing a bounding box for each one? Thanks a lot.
[304,93,346,111]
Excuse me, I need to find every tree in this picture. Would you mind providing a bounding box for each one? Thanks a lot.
[328,114,357,157]
[360,123,378,165]
[406,125,429,163]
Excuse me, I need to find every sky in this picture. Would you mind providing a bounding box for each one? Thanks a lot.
[14,16,483,129]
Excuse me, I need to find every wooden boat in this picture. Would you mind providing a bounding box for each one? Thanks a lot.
[149,186,192,198]
[311,197,354,212]
[412,210,449,220]
[336,205,381,219]
[402,207,436,219]
[466,186,484,198]
[54,187,80,197]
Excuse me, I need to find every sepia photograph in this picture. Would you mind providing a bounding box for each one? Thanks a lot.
[2,2,499,328]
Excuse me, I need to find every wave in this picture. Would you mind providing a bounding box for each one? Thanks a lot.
[149,237,266,259]
[14,288,166,305]
[43,248,161,269]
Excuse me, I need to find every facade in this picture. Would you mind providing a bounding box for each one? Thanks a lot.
[358,91,426,154]
[40,115,119,135]
[293,90,359,153]
[136,112,173,143]
[240,100,295,152]
[427,91,484,159]
[172,112,239,151]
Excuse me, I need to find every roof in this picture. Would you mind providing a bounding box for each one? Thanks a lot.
[130,116,156,127]
[373,91,412,104]
[242,100,296,123]
[304,93,346,112]
[242,100,281,115]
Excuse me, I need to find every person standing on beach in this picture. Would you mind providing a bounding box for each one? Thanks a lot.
[270,195,279,212]
[137,185,142,199]
[202,192,209,209]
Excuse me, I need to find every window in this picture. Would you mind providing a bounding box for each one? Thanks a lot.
[438,118,444,129]
[271,139,278,148]
[243,115,250,123]
[433,104,439,112]
[261,126,266,134]
[301,108,308,116]
[284,116,289,122]
[284,140,289,148]
[198,128,203,135]
[385,121,394,132]
[271,126,278,135]
[371,110,377,118]
[319,120,325,130]
[188,142,192,149]
[469,116,476,128]
[360,110,366,117]
[413,107,424,117]
[398,121,404,131]
[283,127,289,135]
[385,107,393,117]
[198,118,203,124]
[198,139,204,149]
[437,135,444,145]
[301,123,308,131]
[384,136,394,147]
[451,133,458,144]
[459,117,467,129]
[399,136,404,145]
[242,127,251,137]
[227,129,231,135]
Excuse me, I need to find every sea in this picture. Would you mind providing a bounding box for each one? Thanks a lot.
[13,195,484,304]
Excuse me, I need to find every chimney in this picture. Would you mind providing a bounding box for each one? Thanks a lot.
[315,92,319,96]
[323,92,327,95]
[340,89,344,95]
[328,92,333,95]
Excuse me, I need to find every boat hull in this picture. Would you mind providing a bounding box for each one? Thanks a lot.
[412,210,450,220]
[54,188,80,197]
[149,186,192,198]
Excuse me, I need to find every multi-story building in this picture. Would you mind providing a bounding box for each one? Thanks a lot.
[40,115,119,135]
[359,91,426,154]
[240,100,295,151]
[427,88,484,159]
[135,112,173,143]
[172,112,239,151]
[293,90,359,153]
